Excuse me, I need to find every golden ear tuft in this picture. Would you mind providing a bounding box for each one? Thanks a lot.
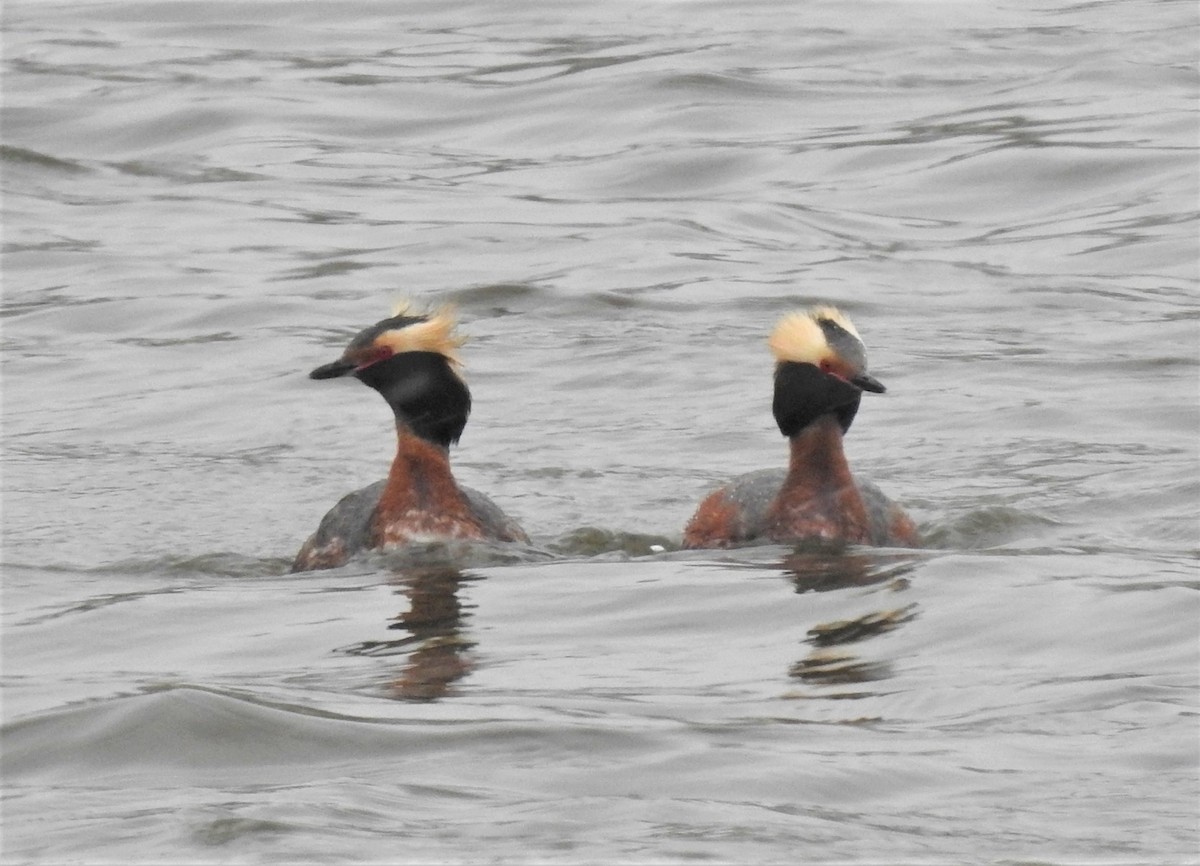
[377,303,466,367]
[769,311,825,364]
[768,305,862,364]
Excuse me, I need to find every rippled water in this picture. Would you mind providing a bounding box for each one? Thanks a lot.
[3,1,1198,862]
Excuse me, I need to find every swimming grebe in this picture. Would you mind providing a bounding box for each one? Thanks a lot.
[292,306,528,572]
[682,306,918,549]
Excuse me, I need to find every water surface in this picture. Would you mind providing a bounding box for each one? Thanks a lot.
[3,1,1198,862]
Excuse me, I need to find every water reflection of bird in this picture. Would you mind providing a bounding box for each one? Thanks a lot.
[684,307,919,549]
[292,305,527,572]
[388,566,476,701]
[332,566,477,702]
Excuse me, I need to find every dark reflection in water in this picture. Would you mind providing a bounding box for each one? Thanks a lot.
[804,605,918,648]
[388,567,477,702]
[779,546,919,594]
[777,547,921,693]
[336,566,478,702]
[789,653,894,686]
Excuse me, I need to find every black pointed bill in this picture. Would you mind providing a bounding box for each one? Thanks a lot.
[851,372,886,393]
[309,358,358,380]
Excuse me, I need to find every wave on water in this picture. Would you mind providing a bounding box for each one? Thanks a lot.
[0,683,666,784]
[5,506,1073,586]
[919,504,1063,550]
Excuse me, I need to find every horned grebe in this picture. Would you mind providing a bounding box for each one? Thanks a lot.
[682,306,918,549]
[292,305,527,572]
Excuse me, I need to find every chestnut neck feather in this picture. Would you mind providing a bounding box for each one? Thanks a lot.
[373,426,483,538]
[765,413,873,544]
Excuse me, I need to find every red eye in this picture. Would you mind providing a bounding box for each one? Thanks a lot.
[354,346,393,370]
[819,358,850,383]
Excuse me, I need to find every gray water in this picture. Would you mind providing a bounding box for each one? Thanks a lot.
[2,1,1198,863]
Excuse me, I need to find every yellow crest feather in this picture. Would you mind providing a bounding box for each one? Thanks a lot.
[768,306,860,364]
[377,302,466,367]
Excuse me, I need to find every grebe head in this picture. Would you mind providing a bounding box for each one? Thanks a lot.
[309,304,471,448]
[768,306,885,437]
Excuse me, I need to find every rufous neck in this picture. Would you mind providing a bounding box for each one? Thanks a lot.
[784,413,856,492]
[766,412,873,544]
[379,425,464,515]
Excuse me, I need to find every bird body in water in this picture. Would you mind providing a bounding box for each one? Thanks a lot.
[292,306,527,572]
[683,307,918,549]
